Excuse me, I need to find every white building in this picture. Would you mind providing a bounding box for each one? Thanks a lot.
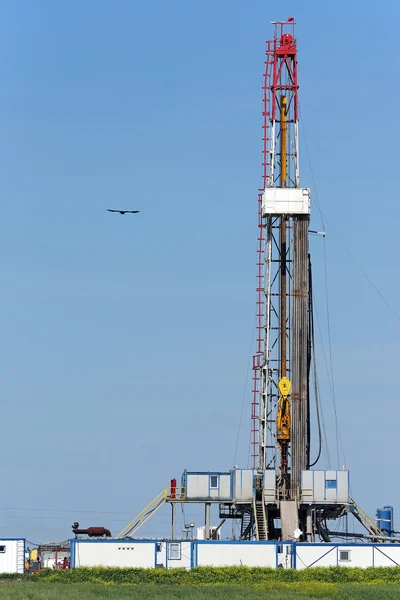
[294,543,400,569]
[69,539,400,570]
[0,539,25,574]
[70,539,192,570]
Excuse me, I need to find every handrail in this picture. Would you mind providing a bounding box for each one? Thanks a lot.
[261,492,268,539]
[253,497,260,540]
[349,497,385,537]
[164,487,186,501]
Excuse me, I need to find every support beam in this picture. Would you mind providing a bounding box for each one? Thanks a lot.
[306,511,312,542]
[212,519,226,540]
[205,503,211,540]
[171,503,176,540]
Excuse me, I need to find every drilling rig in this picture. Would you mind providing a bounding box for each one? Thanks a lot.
[119,17,393,547]
[251,17,338,541]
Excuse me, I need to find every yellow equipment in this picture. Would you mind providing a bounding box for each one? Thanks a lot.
[277,377,291,441]
[30,549,38,561]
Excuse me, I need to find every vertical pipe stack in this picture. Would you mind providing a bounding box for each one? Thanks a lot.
[291,215,309,496]
[279,95,288,480]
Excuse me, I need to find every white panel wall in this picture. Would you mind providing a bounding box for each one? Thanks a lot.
[186,475,209,498]
[71,540,400,571]
[0,540,24,574]
[262,188,310,215]
[186,473,231,500]
[338,546,372,567]
[156,543,166,568]
[234,470,253,502]
[219,475,231,499]
[301,471,313,502]
[264,470,276,503]
[295,544,400,569]
[72,541,156,568]
[314,472,325,501]
[301,470,349,503]
[165,541,192,569]
[337,471,349,502]
[196,542,276,568]
[295,545,337,569]
[325,471,337,502]
[373,546,400,567]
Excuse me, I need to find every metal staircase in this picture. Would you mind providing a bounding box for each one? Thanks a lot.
[253,497,268,541]
[349,497,385,539]
[240,510,253,540]
[116,489,168,539]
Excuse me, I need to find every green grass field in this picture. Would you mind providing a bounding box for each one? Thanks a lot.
[2,582,400,599]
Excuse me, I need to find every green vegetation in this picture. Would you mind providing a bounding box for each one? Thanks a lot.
[1,568,400,598]
[31,565,400,584]
[1,582,400,599]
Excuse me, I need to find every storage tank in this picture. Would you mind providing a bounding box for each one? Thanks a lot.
[376,506,393,537]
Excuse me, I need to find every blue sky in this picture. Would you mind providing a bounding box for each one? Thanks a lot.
[0,0,399,542]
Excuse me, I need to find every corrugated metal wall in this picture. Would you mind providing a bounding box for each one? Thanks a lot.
[0,539,25,574]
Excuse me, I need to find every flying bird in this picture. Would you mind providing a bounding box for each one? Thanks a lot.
[106,209,140,215]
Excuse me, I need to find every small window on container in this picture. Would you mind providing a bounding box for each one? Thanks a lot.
[339,550,350,562]
[210,475,218,489]
[0,546,5,553]
[325,479,337,489]
[168,543,181,560]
